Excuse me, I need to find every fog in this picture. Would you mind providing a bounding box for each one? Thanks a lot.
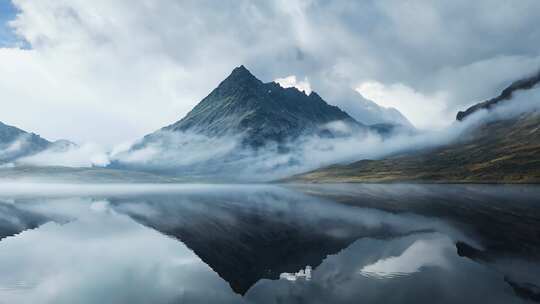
[1,85,538,182]
[109,94,536,181]
[4,0,540,145]
[118,84,540,181]
[16,143,110,168]
[0,134,41,164]
[0,183,538,302]
[0,184,479,303]
[0,198,241,304]
[0,183,259,198]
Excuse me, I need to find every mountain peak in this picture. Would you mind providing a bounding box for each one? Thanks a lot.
[228,65,258,80]
[154,66,365,148]
[231,64,249,74]
[215,65,262,93]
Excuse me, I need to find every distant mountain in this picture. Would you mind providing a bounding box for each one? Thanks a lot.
[0,121,75,164]
[153,65,368,147]
[336,90,414,128]
[287,73,540,183]
[0,121,50,163]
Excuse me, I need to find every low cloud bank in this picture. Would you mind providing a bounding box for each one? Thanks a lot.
[0,134,44,164]
[108,124,465,181]
[16,143,110,168]
[2,87,538,182]
[110,85,540,181]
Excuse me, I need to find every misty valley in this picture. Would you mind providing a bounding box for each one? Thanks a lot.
[0,184,539,304]
[1,64,539,304]
[0,65,540,304]
[2,2,540,303]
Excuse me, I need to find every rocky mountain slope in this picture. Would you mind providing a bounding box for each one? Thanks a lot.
[287,73,540,183]
[139,66,400,149]
[111,66,413,179]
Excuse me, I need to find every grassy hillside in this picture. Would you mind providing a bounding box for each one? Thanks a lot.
[286,110,540,183]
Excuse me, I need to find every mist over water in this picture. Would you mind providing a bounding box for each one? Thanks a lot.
[1,2,539,303]
[0,183,538,303]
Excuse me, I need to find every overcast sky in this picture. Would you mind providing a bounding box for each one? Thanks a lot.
[1,0,540,146]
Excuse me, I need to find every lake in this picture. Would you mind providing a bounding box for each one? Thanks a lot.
[0,183,539,303]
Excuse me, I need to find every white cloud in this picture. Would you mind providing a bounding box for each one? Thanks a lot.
[113,130,240,167]
[0,198,240,304]
[16,142,110,167]
[356,81,450,129]
[274,75,312,94]
[360,235,452,278]
[0,0,539,146]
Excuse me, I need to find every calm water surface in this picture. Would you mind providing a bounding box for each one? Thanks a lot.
[0,183,539,303]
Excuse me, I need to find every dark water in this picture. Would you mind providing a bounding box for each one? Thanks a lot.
[0,183,539,303]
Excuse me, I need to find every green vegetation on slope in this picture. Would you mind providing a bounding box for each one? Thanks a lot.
[288,111,540,183]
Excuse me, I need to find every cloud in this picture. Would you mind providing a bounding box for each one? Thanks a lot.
[0,0,538,145]
[16,142,110,167]
[459,85,540,125]
[0,199,241,304]
[112,130,241,168]
[3,81,536,177]
[0,187,462,303]
[360,236,452,278]
[111,119,469,181]
[0,135,28,159]
[356,81,450,129]
[1,186,524,303]
[111,82,540,181]
[274,75,312,94]
[0,133,45,162]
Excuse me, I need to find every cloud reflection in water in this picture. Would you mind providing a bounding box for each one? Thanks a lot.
[0,184,535,303]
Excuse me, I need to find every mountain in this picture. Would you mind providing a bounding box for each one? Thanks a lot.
[108,189,420,295]
[143,66,374,148]
[0,121,76,164]
[111,192,364,295]
[287,72,540,183]
[336,90,414,128]
[0,121,51,163]
[110,66,412,179]
[457,69,540,121]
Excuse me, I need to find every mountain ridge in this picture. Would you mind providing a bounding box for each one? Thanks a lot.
[0,121,76,164]
[0,121,51,163]
[457,70,540,121]
[286,71,540,183]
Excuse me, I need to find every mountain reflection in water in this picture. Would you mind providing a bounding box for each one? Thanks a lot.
[0,184,538,303]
